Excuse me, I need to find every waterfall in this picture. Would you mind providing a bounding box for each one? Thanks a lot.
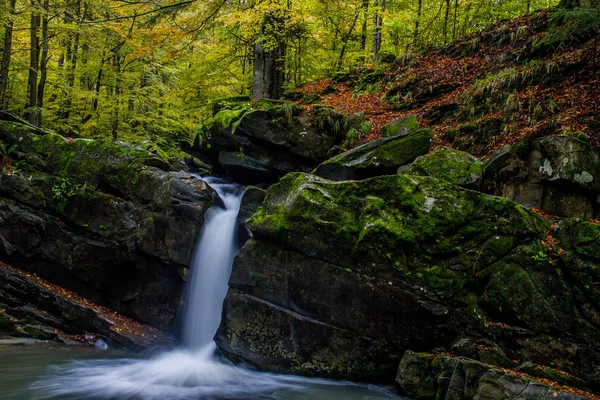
[32,177,399,400]
[182,178,243,350]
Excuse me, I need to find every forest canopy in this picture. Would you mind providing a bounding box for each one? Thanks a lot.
[0,0,559,150]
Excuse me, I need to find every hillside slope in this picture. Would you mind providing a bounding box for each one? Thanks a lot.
[292,7,599,157]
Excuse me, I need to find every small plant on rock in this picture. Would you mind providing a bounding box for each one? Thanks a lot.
[0,143,17,175]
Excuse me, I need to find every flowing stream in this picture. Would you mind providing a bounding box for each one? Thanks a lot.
[3,178,403,400]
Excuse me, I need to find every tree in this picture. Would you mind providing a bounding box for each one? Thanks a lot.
[252,3,287,100]
[0,0,16,109]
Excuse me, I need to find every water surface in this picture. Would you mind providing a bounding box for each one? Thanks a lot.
[0,342,404,400]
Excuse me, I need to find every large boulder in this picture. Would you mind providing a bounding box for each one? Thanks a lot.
[217,172,600,386]
[313,129,432,181]
[0,121,212,331]
[484,136,600,219]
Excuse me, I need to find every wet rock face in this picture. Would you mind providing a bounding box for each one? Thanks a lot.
[485,136,600,219]
[0,121,212,331]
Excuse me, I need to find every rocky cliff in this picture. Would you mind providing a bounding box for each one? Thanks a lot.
[0,120,212,333]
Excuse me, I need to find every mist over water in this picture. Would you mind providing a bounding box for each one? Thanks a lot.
[30,177,402,400]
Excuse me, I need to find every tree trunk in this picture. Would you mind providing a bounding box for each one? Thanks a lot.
[336,11,360,71]
[452,0,458,40]
[36,0,49,126]
[60,0,80,122]
[252,15,286,100]
[360,0,369,52]
[0,0,16,110]
[443,0,451,43]
[111,52,121,141]
[372,0,384,61]
[413,0,423,49]
[27,0,41,126]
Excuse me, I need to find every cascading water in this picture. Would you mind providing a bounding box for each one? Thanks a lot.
[182,178,243,351]
[31,177,402,400]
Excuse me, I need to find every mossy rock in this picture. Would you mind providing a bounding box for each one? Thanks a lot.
[251,172,548,299]
[375,50,396,64]
[402,146,483,188]
[313,128,432,181]
[380,115,420,137]
[208,108,250,132]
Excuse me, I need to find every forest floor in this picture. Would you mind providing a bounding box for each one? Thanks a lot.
[294,8,600,158]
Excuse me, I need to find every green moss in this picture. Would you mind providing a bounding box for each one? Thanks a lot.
[209,108,250,132]
[211,95,251,116]
[252,173,548,306]
[380,115,420,137]
[403,146,483,187]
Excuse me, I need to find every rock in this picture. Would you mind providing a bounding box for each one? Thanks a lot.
[396,351,593,400]
[217,172,600,383]
[237,186,267,246]
[0,121,212,330]
[485,136,600,219]
[197,106,349,183]
[234,110,336,161]
[451,338,513,368]
[218,172,600,386]
[218,151,276,184]
[516,361,586,389]
[313,129,432,181]
[402,146,483,188]
[380,115,420,137]
[0,264,172,350]
[376,50,397,64]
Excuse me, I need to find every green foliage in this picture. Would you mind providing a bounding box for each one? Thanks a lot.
[52,179,89,200]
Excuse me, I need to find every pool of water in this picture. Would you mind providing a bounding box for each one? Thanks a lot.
[0,341,406,400]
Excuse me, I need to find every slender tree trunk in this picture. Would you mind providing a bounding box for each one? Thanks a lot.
[61,0,80,121]
[27,0,41,126]
[452,0,458,40]
[413,0,423,49]
[0,0,16,110]
[111,52,121,141]
[360,0,369,52]
[36,0,49,126]
[336,11,360,71]
[443,0,451,43]
[372,0,384,61]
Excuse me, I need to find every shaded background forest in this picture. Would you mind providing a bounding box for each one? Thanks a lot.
[0,0,559,155]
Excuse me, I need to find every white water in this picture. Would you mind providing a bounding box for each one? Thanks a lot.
[182,178,243,350]
[31,177,401,400]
